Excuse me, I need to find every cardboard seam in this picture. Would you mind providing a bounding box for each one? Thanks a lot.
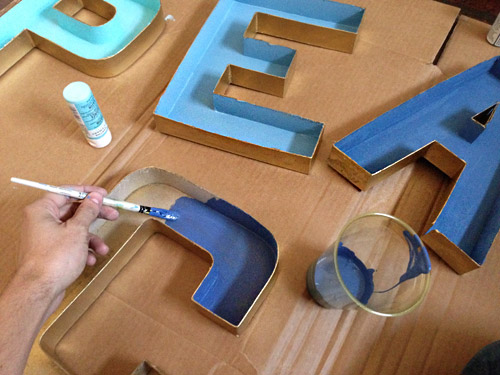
[102,289,211,340]
[417,272,462,374]
[293,181,332,240]
[262,300,320,374]
[328,310,374,374]
[358,36,449,66]
[230,351,259,375]
[432,12,460,66]
[313,310,357,374]
[377,312,422,374]
[93,126,157,189]
[67,82,165,187]
[393,308,434,374]
[287,307,327,372]
[90,116,156,186]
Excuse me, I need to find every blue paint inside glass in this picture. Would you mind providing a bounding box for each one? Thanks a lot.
[164,197,277,326]
[336,245,374,304]
[336,56,500,264]
[311,235,430,308]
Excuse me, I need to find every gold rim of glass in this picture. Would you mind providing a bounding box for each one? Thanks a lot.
[332,212,431,317]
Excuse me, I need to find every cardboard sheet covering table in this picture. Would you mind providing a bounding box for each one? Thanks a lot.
[0,0,500,374]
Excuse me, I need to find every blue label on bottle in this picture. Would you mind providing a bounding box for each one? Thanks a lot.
[73,94,104,130]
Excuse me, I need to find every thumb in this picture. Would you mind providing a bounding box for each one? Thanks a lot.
[68,192,103,229]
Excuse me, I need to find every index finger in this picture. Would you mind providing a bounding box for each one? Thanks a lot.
[44,185,108,208]
[60,185,118,222]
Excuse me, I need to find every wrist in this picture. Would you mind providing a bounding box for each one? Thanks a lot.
[12,264,59,305]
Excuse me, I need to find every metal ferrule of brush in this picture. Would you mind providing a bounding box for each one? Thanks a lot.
[139,205,178,220]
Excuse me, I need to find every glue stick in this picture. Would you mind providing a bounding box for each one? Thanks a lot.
[63,81,112,148]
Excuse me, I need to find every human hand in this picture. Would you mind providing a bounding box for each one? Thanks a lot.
[0,186,118,375]
[16,186,119,312]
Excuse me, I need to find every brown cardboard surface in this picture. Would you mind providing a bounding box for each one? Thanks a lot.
[130,362,166,375]
[437,15,500,76]
[0,0,498,374]
[0,0,218,287]
[46,131,500,375]
[0,1,219,373]
[51,233,245,375]
[340,0,460,63]
[43,129,437,375]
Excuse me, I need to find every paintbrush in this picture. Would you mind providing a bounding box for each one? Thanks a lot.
[11,177,179,221]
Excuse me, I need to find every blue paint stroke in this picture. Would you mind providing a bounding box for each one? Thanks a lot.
[335,56,500,264]
[147,207,179,221]
[165,197,277,326]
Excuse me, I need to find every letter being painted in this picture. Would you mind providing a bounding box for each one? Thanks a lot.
[0,0,164,77]
[329,56,500,274]
[154,0,364,173]
[39,167,279,337]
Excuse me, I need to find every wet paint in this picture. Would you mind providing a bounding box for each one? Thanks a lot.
[165,197,278,326]
[308,234,431,309]
[307,244,374,309]
[143,206,179,221]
